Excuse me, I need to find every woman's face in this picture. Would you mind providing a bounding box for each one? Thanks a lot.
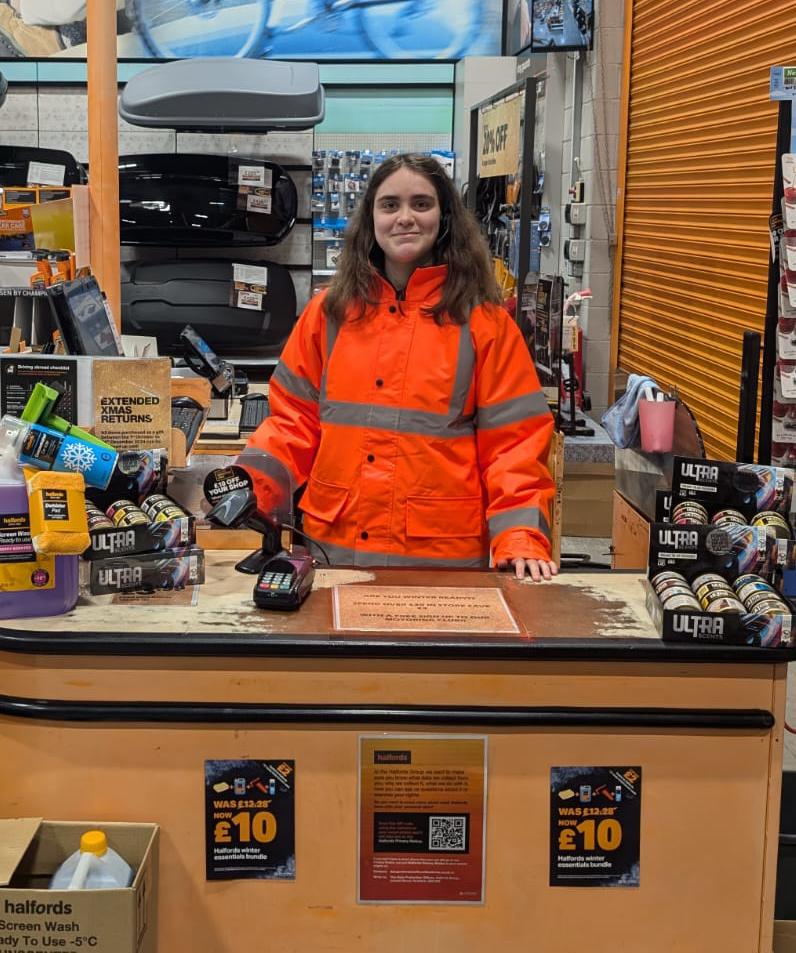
[372,167,441,273]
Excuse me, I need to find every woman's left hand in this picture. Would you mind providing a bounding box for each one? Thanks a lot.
[497,558,558,581]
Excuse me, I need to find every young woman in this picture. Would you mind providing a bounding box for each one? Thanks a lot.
[241,153,557,581]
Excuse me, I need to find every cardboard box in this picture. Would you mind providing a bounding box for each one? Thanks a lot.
[0,818,158,953]
[562,462,614,538]
[776,920,796,952]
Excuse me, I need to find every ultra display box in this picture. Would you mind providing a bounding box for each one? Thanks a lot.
[644,577,793,647]
[80,544,205,595]
[83,514,197,560]
[671,456,796,521]
[0,818,158,953]
[648,521,796,596]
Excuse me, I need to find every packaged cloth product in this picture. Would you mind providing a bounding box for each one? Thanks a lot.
[24,468,90,555]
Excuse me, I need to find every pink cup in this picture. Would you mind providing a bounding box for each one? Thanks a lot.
[638,399,676,453]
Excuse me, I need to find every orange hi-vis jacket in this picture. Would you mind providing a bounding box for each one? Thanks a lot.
[241,264,555,568]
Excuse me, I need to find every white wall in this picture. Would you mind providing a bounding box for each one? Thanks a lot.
[557,0,625,416]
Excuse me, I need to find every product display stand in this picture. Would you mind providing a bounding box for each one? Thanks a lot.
[467,77,538,301]
[759,97,792,464]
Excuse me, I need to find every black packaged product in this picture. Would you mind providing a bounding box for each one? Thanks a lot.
[86,448,168,511]
[82,511,196,560]
[648,522,796,587]
[82,544,205,594]
[671,457,795,522]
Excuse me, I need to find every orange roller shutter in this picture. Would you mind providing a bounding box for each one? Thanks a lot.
[613,0,796,459]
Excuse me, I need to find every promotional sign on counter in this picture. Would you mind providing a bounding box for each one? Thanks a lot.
[359,735,487,903]
[550,766,642,887]
[205,759,295,881]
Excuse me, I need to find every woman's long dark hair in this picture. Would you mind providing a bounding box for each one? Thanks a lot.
[324,153,502,327]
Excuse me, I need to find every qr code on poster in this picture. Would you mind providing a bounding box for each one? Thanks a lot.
[429,815,466,851]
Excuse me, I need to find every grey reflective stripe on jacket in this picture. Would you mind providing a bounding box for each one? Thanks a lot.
[488,506,551,543]
[310,538,487,569]
[275,316,549,440]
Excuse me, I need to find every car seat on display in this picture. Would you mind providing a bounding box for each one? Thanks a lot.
[121,258,297,355]
[118,154,298,247]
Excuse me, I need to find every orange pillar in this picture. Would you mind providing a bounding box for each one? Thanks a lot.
[86,0,121,328]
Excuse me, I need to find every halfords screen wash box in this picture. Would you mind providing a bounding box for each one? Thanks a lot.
[0,819,158,953]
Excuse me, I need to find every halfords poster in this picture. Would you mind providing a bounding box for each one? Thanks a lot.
[550,765,642,887]
[359,735,487,903]
[1,0,501,60]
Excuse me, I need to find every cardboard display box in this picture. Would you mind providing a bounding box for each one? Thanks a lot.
[776,920,796,952]
[644,577,793,648]
[0,818,158,953]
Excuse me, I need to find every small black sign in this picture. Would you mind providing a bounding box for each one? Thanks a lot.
[0,357,78,421]
[42,488,69,521]
[550,766,641,887]
[205,759,295,881]
[203,465,253,506]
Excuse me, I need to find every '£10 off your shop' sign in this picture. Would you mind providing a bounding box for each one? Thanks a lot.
[478,95,522,178]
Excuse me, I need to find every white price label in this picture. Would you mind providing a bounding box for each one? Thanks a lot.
[233,263,268,286]
[27,161,66,186]
[238,165,273,188]
[246,192,272,214]
[236,290,263,311]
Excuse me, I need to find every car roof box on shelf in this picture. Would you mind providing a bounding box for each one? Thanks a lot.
[118,58,325,132]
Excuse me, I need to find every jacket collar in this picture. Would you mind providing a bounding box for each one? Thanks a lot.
[374,264,447,303]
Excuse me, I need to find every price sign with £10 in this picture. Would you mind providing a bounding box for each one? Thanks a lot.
[550,766,641,887]
[205,759,295,881]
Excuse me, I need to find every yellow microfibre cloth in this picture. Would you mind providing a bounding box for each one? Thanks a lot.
[25,468,91,556]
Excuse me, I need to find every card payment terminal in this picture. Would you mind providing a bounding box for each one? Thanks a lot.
[253,551,315,610]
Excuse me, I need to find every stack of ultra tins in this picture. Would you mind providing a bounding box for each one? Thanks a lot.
[645,457,796,647]
[80,449,205,596]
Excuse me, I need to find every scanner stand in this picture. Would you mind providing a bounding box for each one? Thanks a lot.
[205,487,315,608]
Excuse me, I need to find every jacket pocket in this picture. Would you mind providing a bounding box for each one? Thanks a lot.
[300,477,349,524]
[406,496,483,539]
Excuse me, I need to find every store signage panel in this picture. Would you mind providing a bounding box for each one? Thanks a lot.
[550,766,642,887]
[333,585,520,634]
[478,96,522,179]
[359,735,487,903]
[205,759,296,881]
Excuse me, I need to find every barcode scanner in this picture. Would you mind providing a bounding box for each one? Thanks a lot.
[205,487,315,610]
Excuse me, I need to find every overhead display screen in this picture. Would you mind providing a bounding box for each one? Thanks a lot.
[531,0,594,52]
[9,0,502,60]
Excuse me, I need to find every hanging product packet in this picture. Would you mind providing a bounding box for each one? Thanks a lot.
[24,467,90,556]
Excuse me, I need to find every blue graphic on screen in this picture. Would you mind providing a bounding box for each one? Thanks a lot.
[119,0,502,60]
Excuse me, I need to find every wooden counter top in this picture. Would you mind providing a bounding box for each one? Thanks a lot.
[2,557,795,661]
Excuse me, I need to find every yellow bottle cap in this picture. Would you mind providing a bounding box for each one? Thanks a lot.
[79,831,108,856]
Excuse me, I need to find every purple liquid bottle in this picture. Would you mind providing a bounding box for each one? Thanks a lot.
[0,479,78,620]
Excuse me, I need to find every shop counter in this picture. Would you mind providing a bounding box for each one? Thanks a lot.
[0,557,792,953]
